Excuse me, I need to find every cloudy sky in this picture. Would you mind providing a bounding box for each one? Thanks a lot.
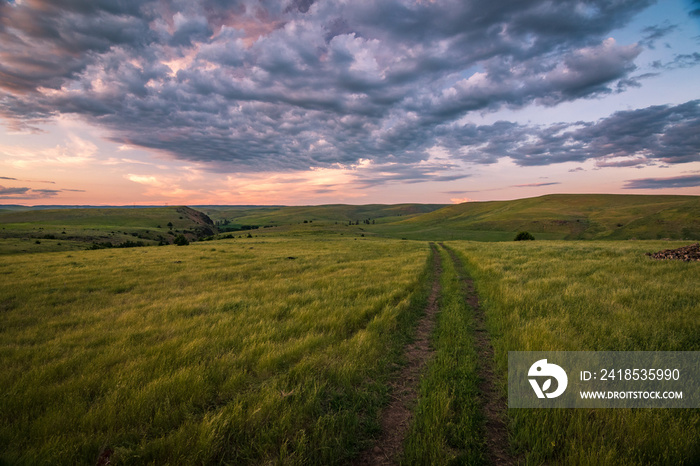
[0,0,698,205]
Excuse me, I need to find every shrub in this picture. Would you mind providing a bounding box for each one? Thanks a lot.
[174,234,189,246]
[514,231,535,241]
[117,241,145,248]
[89,242,114,250]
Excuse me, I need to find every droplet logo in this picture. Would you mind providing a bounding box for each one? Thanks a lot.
[528,359,568,399]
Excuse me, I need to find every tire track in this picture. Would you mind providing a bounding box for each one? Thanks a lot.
[441,243,515,466]
[355,242,442,465]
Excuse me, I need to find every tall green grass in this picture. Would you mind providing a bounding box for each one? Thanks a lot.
[0,237,430,465]
[450,240,700,465]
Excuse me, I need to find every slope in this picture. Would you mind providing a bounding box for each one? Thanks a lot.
[198,204,447,227]
[371,194,700,241]
[0,206,216,253]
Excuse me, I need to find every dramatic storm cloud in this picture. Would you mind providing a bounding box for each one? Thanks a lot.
[0,1,683,166]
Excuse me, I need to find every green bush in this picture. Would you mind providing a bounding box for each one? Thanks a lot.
[514,231,535,241]
[174,234,189,246]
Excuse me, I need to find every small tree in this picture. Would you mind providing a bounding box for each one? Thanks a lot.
[174,234,189,246]
[514,231,535,241]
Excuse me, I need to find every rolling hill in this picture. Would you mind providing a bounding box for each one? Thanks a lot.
[2,195,698,249]
[0,206,216,253]
[371,194,700,241]
[197,203,447,227]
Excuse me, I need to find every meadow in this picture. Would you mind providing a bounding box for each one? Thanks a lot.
[1,197,699,464]
[449,240,700,465]
[0,237,431,464]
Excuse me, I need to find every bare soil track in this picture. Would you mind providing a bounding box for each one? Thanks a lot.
[441,243,515,466]
[355,243,442,465]
[356,243,515,465]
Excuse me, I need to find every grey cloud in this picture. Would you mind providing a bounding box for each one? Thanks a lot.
[690,0,700,17]
[0,0,154,93]
[169,14,213,47]
[0,176,57,184]
[652,52,700,70]
[0,185,75,199]
[286,0,316,14]
[33,189,61,195]
[640,23,678,49]
[623,174,700,189]
[440,103,696,169]
[596,157,651,168]
[0,185,30,195]
[0,186,61,199]
[353,162,470,189]
[441,100,700,167]
[0,0,673,174]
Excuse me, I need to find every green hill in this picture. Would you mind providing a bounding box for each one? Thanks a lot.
[2,195,697,249]
[371,194,700,241]
[198,204,447,227]
[0,206,215,253]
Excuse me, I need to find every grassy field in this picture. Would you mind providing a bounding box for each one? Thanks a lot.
[1,197,699,464]
[449,240,700,465]
[0,237,431,465]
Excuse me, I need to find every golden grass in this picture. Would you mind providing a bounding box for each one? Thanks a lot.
[449,240,700,465]
[0,237,429,465]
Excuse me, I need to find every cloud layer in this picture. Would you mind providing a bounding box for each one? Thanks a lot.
[0,184,80,200]
[0,0,697,180]
[623,174,700,189]
[440,100,700,167]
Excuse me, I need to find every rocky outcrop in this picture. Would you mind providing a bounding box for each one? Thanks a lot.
[176,206,217,238]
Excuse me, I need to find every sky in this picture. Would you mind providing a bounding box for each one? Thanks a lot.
[0,0,699,206]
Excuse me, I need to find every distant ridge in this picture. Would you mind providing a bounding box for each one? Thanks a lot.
[0,204,283,210]
[2,195,698,242]
[199,204,448,226]
[0,205,173,210]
